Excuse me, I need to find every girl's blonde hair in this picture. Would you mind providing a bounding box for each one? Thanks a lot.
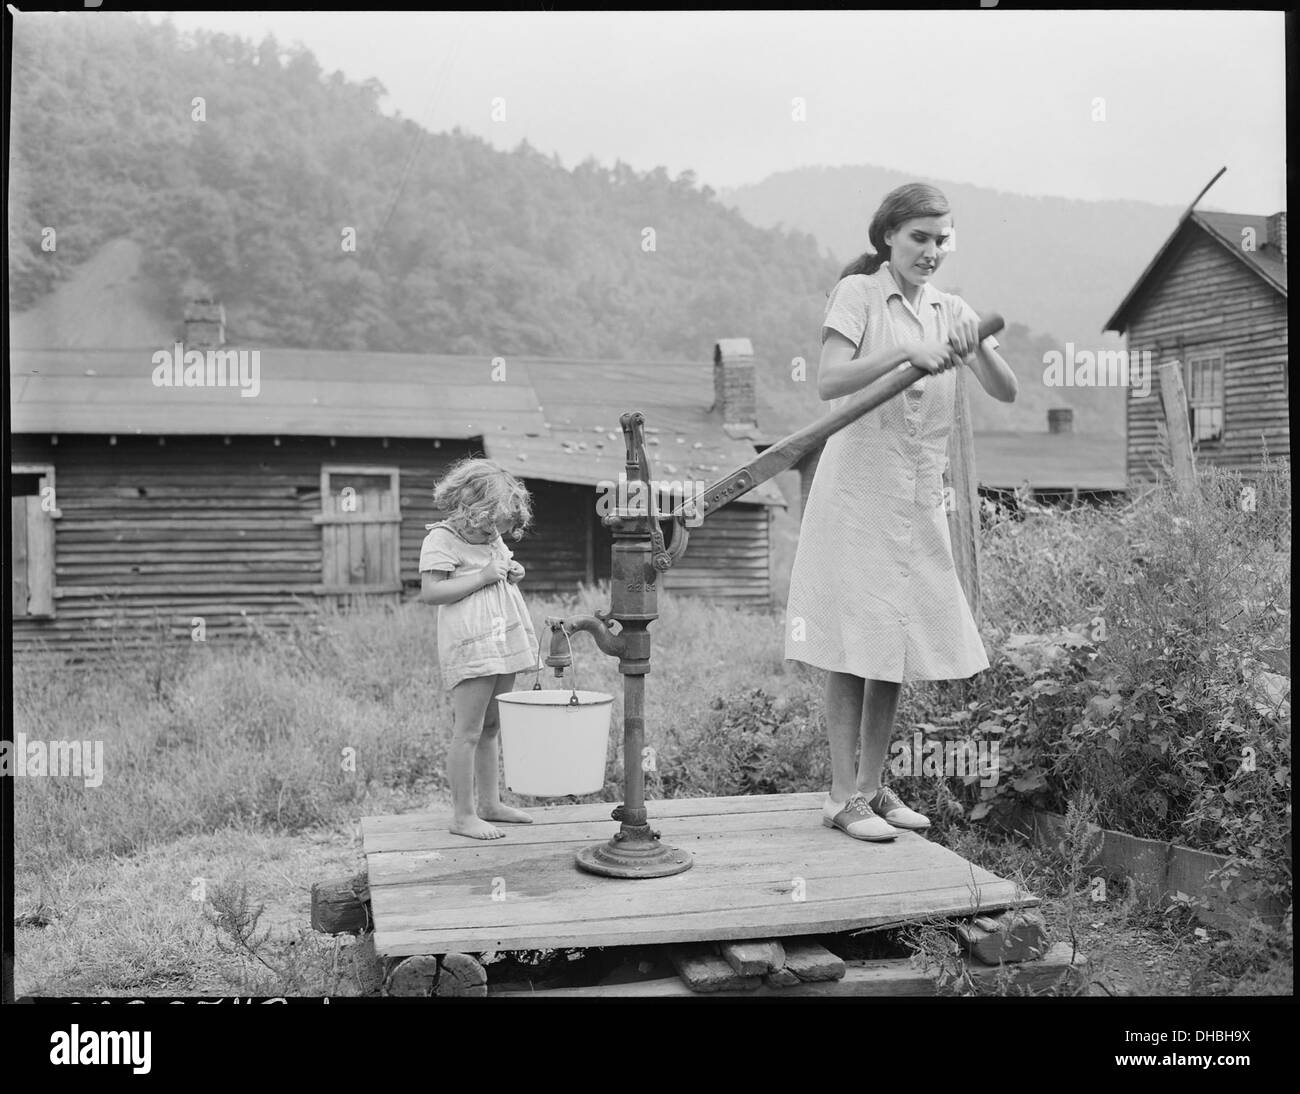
[432,457,533,541]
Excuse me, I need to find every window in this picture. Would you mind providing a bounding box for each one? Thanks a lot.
[10,464,60,617]
[1183,353,1224,443]
[314,465,402,595]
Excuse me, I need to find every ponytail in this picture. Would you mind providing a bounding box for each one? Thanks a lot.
[839,248,887,279]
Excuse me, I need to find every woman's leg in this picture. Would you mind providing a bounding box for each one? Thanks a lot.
[476,673,533,824]
[448,675,504,839]
[857,678,902,797]
[825,670,866,801]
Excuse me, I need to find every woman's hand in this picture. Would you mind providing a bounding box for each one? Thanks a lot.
[904,340,960,375]
[506,560,525,584]
[947,313,981,362]
[478,558,511,587]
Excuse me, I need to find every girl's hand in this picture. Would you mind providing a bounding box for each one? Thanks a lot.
[478,558,511,587]
[947,313,981,361]
[904,340,960,375]
[506,560,525,584]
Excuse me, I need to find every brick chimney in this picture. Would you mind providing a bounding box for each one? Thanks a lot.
[184,298,226,349]
[713,338,758,437]
[1267,210,1286,263]
[1048,408,1074,434]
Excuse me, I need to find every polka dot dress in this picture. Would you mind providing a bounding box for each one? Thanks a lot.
[784,264,994,684]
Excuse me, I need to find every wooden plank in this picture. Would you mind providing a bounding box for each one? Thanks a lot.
[370,850,1012,927]
[363,493,383,584]
[348,511,366,584]
[366,827,1001,890]
[312,512,403,525]
[58,519,316,531]
[373,881,1030,956]
[381,491,400,585]
[55,583,325,597]
[11,496,29,614]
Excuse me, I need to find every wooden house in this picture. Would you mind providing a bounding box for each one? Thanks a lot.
[8,245,788,657]
[1104,208,1288,483]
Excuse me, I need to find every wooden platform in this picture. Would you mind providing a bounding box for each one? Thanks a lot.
[361,792,1038,958]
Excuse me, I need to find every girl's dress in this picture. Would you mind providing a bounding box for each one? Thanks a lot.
[784,262,994,684]
[420,520,539,691]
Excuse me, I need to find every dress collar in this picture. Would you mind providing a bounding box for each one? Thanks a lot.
[872,262,941,316]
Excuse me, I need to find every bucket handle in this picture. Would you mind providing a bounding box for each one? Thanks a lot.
[530,625,582,706]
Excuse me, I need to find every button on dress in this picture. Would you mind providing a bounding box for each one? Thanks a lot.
[420,521,540,691]
[784,263,995,683]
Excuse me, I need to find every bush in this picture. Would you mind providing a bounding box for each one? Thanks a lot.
[659,682,828,798]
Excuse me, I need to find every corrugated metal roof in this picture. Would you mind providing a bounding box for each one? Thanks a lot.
[9,346,787,506]
[9,348,549,440]
[1105,209,1287,332]
[973,431,1126,491]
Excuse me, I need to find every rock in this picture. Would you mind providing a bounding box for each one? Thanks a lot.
[670,945,762,992]
[763,966,801,988]
[782,940,846,982]
[956,909,1049,965]
[716,940,786,976]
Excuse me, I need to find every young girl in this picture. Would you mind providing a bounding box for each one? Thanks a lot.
[419,457,540,840]
[784,182,1018,842]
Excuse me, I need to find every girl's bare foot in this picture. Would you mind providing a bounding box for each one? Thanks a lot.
[478,803,533,824]
[450,815,504,840]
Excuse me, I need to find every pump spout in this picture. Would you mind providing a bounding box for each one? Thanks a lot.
[543,615,626,676]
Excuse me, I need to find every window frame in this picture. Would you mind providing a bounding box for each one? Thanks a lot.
[1183,352,1225,445]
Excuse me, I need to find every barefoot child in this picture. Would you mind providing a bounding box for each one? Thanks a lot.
[419,458,540,840]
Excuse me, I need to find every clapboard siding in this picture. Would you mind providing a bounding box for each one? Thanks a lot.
[659,505,772,609]
[1125,231,1289,484]
[506,480,591,598]
[10,434,777,657]
[9,435,467,654]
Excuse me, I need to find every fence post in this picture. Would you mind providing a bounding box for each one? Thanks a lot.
[1156,359,1199,499]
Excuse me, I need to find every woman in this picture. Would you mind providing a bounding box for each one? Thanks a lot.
[785,182,1018,841]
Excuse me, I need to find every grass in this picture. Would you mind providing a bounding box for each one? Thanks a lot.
[12,461,1291,996]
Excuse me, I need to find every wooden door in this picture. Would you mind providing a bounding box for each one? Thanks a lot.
[10,466,57,617]
[315,466,402,600]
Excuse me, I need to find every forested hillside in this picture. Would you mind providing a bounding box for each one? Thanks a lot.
[7,14,834,375]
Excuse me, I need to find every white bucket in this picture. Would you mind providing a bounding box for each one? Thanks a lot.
[496,689,614,797]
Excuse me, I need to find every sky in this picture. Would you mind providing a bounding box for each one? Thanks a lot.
[142,10,1287,213]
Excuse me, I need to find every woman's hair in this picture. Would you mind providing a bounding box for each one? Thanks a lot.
[432,457,533,541]
[839,182,951,279]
